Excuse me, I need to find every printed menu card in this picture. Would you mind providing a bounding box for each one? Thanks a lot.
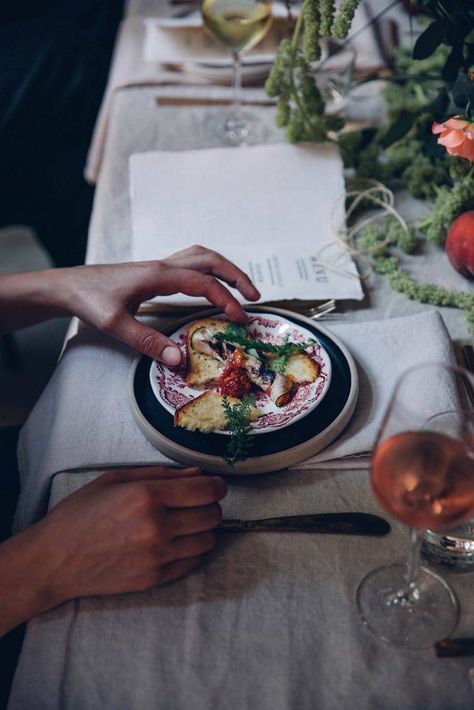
[130,143,364,304]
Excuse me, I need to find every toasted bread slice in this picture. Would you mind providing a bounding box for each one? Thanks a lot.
[186,318,228,388]
[174,391,238,433]
[285,352,319,384]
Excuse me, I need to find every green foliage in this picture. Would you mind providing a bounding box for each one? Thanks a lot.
[358,223,474,334]
[339,45,472,204]
[319,0,335,36]
[411,1,474,112]
[265,1,474,335]
[413,20,445,60]
[338,130,364,168]
[401,154,450,199]
[417,175,474,243]
[385,218,418,253]
[331,0,360,40]
[303,0,321,63]
[265,0,362,143]
[223,394,256,466]
[453,71,474,119]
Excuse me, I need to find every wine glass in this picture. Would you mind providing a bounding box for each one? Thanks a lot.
[200,0,273,145]
[357,362,474,649]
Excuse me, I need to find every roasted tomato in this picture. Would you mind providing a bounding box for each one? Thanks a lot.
[219,350,251,399]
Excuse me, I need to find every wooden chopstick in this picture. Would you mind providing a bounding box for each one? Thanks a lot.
[156,97,276,108]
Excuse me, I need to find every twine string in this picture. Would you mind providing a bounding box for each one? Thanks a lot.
[315,180,410,281]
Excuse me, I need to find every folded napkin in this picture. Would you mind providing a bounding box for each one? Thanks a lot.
[130,143,364,303]
[143,6,288,67]
[15,311,456,530]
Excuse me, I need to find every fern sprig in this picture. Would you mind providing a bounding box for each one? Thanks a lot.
[223,394,256,466]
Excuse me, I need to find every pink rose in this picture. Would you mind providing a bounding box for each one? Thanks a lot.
[432,117,474,163]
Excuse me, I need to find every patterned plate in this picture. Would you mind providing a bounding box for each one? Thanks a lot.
[129,307,358,475]
[149,312,332,434]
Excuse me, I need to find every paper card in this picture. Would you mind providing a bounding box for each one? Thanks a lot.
[129,143,364,304]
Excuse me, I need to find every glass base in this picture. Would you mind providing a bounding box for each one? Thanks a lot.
[356,563,458,649]
[422,522,474,573]
[205,110,267,146]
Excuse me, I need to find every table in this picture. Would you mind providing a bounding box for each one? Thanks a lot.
[8,2,474,708]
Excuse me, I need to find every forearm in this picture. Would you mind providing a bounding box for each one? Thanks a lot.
[0,524,63,637]
[0,269,71,333]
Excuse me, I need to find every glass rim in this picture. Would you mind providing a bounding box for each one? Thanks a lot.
[375,360,474,448]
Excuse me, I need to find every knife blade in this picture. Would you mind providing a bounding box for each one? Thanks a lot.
[218,512,390,537]
[435,639,474,658]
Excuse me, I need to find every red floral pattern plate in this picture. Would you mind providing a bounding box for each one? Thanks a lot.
[149,312,332,435]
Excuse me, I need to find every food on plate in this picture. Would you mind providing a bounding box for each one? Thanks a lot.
[174,318,319,437]
[174,391,239,432]
[186,318,318,406]
[186,319,229,387]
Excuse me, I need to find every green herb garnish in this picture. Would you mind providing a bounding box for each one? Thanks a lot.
[223,323,247,342]
[223,394,256,467]
[267,352,290,374]
[216,324,315,360]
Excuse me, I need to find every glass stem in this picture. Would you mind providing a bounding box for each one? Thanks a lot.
[232,51,242,115]
[405,527,423,602]
[387,527,423,608]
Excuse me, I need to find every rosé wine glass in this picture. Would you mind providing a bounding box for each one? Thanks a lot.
[357,362,474,649]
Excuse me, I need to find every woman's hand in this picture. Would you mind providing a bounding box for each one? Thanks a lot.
[62,246,260,364]
[0,467,227,636]
[0,245,260,364]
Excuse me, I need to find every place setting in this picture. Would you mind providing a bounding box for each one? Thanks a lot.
[85,0,391,181]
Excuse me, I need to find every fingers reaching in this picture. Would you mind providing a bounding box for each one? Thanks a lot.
[162,246,260,303]
[150,266,251,324]
[104,312,182,364]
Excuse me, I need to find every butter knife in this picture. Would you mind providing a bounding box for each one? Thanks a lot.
[218,512,390,537]
[435,639,474,658]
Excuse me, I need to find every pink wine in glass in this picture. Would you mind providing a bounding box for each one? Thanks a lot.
[372,431,474,532]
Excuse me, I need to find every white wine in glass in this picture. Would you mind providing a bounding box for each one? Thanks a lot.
[201,0,273,144]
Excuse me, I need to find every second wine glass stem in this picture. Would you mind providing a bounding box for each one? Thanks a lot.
[388,527,423,607]
[405,527,422,602]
